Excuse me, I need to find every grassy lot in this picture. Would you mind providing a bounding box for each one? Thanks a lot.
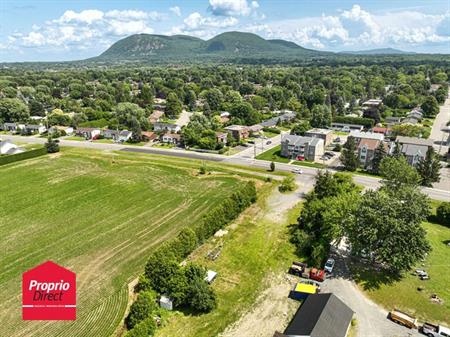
[292,160,326,169]
[255,145,290,163]
[155,189,303,337]
[352,221,450,325]
[0,148,256,337]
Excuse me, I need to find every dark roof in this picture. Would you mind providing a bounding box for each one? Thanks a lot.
[284,293,353,337]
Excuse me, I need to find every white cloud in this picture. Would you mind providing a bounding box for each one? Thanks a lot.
[209,0,258,16]
[9,9,162,51]
[170,6,182,17]
[184,12,238,30]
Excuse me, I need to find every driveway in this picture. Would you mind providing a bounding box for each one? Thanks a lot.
[323,248,421,337]
[175,109,193,127]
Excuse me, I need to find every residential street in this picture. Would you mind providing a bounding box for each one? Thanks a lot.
[2,134,449,201]
[430,93,450,155]
[231,132,284,159]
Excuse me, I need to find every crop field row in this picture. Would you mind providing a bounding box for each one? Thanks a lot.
[0,148,253,337]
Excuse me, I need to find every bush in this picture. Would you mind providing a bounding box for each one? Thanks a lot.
[45,137,60,153]
[187,279,217,313]
[279,176,296,193]
[436,202,450,227]
[125,291,158,329]
[124,317,157,337]
[0,147,47,166]
[333,144,342,152]
[263,127,281,134]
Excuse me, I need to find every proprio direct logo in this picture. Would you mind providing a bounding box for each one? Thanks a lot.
[22,261,76,320]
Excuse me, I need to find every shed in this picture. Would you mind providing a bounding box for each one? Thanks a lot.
[159,295,173,311]
[205,270,217,284]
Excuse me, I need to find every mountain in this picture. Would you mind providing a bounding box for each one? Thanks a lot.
[97,31,322,62]
[340,48,416,55]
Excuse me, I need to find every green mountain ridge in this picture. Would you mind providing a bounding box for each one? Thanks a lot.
[97,31,323,61]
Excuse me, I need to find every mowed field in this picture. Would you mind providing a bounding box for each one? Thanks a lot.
[0,148,247,337]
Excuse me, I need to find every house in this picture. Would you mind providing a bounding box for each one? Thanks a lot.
[75,127,101,140]
[161,132,181,145]
[215,132,228,144]
[248,124,263,135]
[362,99,383,108]
[24,124,46,134]
[385,116,402,126]
[362,99,383,122]
[49,126,74,136]
[159,295,173,311]
[407,108,423,120]
[280,135,324,161]
[330,123,364,132]
[280,293,354,337]
[372,127,391,136]
[141,131,158,142]
[119,130,133,142]
[2,122,25,132]
[103,129,120,141]
[395,136,434,166]
[349,131,384,142]
[304,128,333,146]
[220,111,230,118]
[0,140,25,155]
[260,112,296,128]
[224,125,249,141]
[148,110,164,124]
[357,138,382,169]
[153,122,181,133]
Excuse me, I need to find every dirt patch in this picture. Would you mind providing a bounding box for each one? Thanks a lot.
[220,273,298,337]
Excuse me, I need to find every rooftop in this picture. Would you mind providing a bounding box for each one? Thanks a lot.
[284,293,354,337]
[349,131,384,141]
[305,128,333,135]
[396,136,434,147]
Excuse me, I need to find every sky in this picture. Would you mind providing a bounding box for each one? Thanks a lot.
[0,0,449,62]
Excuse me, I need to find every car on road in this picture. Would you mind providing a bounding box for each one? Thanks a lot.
[324,258,335,273]
[292,168,303,174]
[421,322,450,337]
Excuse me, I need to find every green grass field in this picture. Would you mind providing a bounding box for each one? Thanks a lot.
[255,145,290,163]
[353,221,450,325]
[0,148,252,337]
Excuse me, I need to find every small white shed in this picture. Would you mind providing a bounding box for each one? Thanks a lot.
[159,295,173,311]
[205,270,217,284]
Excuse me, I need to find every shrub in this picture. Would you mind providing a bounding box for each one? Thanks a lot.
[187,278,217,313]
[279,176,296,192]
[125,291,158,329]
[124,317,157,337]
[436,202,450,227]
[0,147,47,166]
[45,137,60,153]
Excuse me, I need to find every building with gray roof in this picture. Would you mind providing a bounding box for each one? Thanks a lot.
[280,135,324,161]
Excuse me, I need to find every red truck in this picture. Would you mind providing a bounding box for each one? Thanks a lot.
[288,262,325,282]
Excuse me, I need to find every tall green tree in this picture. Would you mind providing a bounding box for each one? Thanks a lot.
[379,156,420,190]
[371,142,387,174]
[165,92,182,118]
[125,290,157,329]
[0,98,30,122]
[310,104,332,128]
[416,147,441,187]
[341,136,359,171]
[421,96,439,118]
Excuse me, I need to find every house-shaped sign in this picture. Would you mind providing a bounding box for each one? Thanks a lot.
[22,260,76,320]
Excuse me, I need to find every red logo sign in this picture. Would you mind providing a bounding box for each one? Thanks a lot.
[22,261,76,320]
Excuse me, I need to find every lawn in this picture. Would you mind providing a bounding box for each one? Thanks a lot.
[292,160,326,169]
[352,221,450,325]
[0,148,251,337]
[154,189,303,337]
[255,145,290,163]
[64,135,86,141]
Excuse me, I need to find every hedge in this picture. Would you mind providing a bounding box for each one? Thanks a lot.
[147,181,257,263]
[333,116,374,128]
[0,147,47,166]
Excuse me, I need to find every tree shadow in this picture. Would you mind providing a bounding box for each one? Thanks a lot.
[443,240,450,246]
[349,259,403,291]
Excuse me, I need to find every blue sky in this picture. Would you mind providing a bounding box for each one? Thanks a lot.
[0,0,449,62]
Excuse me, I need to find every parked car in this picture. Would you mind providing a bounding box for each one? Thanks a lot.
[292,168,303,174]
[421,322,450,337]
[296,155,305,161]
[389,309,418,329]
[320,155,329,161]
[266,140,272,145]
[325,151,336,157]
[335,137,341,143]
[324,258,335,273]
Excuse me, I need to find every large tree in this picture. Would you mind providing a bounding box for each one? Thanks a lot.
[416,147,441,187]
[346,188,431,272]
[310,104,332,128]
[115,102,148,130]
[371,142,387,174]
[341,136,359,171]
[379,156,420,190]
[421,96,439,118]
[165,92,182,118]
[0,98,30,123]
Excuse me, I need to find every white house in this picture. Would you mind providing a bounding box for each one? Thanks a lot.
[24,124,47,134]
[118,130,133,142]
[153,122,181,133]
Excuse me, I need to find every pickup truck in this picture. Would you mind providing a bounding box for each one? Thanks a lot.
[287,262,325,282]
[421,322,450,337]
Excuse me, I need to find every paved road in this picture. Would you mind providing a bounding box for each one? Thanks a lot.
[2,134,450,202]
[431,92,450,155]
[323,249,421,337]
[231,132,285,159]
